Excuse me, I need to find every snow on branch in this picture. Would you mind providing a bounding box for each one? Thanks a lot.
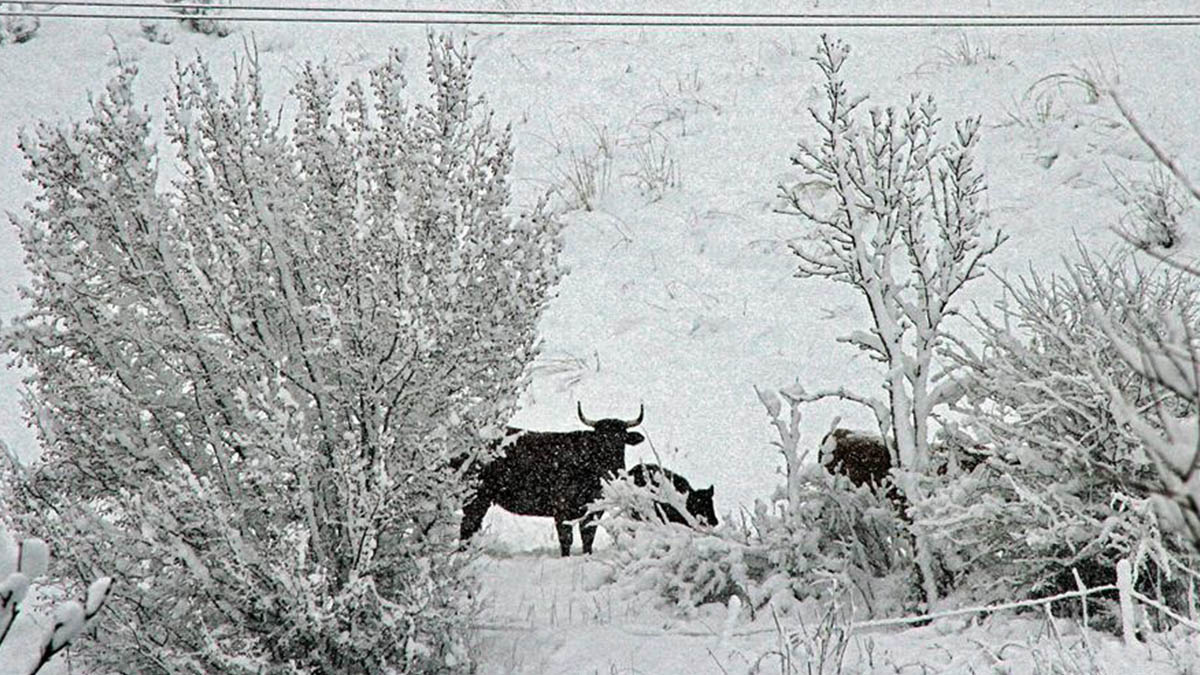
[930,246,1200,617]
[1095,306,1200,549]
[774,36,1008,609]
[776,35,1004,487]
[0,538,112,675]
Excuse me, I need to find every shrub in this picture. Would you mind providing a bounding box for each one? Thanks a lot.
[1094,84,1200,563]
[933,249,1200,627]
[749,466,917,620]
[164,0,233,37]
[0,3,40,44]
[1112,165,1187,250]
[598,414,913,621]
[5,35,561,673]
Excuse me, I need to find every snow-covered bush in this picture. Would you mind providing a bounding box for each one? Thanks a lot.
[0,3,40,44]
[749,465,916,620]
[600,473,912,621]
[4,35,561,673]
[606,522,757,615]
[933,250,1200,626]
[598,399,912,620]
[775,35,1005,606]
[594,469,754,614]
[1112,165,1187,250]
[164,0,232,37]
[1102,310,1200,557]
[750,384,915,618]
[1094,85,1200,564]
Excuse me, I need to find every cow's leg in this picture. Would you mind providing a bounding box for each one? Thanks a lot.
[460,493,491,543]
[580,511,600,555]
[554,518,574,557]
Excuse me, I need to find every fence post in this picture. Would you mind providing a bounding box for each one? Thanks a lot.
[1116,558,1136,645]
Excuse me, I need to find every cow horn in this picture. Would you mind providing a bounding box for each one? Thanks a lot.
[577,401,598,428]
[625,403,644,428]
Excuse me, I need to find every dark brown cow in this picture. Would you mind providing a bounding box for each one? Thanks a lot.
[460,403,645,556]
[819,428,993,490]
[819,428,893,488]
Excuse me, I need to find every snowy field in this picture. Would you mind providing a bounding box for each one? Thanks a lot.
[3,1,1200,672]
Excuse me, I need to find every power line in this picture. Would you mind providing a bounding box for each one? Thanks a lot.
[34,1,1200,20]
[3,5,1200,27]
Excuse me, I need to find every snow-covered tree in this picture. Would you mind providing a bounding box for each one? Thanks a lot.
[776,35,1005,606]
[928,251,1200,620]
[4,34,561,673]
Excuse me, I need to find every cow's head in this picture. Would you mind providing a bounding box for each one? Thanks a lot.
[577,402,645,446]
[686,485,718,527]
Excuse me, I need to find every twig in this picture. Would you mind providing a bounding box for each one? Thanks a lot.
[1129,588,1200,632]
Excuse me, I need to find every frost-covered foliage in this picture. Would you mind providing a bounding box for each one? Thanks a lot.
[596,470,761,615]
[932,250,1200,624]
[606,523,755,615]
[748,466,916,620]
[1113,165,1188,250]
[1103,310,1200,555]
[776,35,1004,606]
[5,35,561,674]
[1096,87,1200,563]
[164,0,232,37]
[0,3,40,44]
[753,384,912,618]
[0,533,113,675]
[598,442,911,620]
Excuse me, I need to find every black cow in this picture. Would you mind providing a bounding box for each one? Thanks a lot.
[626,463,718,527]
[460,403,645,557]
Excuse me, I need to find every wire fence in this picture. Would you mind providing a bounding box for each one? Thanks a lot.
[847,557,1200,648]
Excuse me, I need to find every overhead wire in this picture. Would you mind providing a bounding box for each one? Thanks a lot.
[29,1,1200,19]
[2,2,1200,26]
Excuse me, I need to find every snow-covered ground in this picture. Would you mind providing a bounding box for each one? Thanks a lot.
[471,553,1195,673]
[3,1,1200,672]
